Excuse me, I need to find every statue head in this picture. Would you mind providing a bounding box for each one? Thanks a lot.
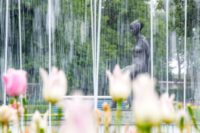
[130,20,144,36]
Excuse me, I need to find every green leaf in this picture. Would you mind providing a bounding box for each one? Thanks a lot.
[187,105,199,131]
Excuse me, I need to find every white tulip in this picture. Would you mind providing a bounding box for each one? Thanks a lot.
[30,110,48,133]
[32,111,41,123]
[132,74,161,126]
[132,74,156,99]
[160,93,175,123]
[40,67,67,104]
[106,64,131,102]
[0,105,17,124]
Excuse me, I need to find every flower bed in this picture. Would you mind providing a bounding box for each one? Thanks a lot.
[0,65,199,133]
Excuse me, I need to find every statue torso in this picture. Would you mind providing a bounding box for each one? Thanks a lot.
[133,35,149,76]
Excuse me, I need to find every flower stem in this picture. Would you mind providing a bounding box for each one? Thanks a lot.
[20,95,25,132]
[115,101,122,133]
[57,107,62,126]
[136,123,152,133]
[1,123,3,133]
[3,124,8,133]
[137,128,151,133]
[157,124,161,133]
[116,101,122,123]
[48,103,52,133]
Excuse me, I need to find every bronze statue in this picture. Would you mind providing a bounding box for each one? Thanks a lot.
[130,20,150,78]
[111,20,150,108]
[124,20,150,108]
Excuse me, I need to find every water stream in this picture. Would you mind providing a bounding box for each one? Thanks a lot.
[91,0,102,108]
[18,0,22,69]
[4,0,9,105]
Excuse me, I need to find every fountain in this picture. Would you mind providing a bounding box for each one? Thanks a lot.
[1,1,200,130]
[4,0,9,105]
[184,0,187,109]
[91,0,102,109]
[166,0,169,93]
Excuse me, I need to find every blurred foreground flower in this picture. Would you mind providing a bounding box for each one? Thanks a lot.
[106,65,131,102]
[0,105,18,133]
[132,74,161,131]
[94,109,102,127]
[60,92,96,133]
[2,68,27,97]
[125,125,137,133]
[0,105,17,124]
[102,102,111,133]
[11,101,24,117]
[160,93,175,123]
[30,111,48,133]
[106,64,131,132]
[40,67,67,104]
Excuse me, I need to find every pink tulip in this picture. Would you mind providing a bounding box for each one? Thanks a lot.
[2,68,27,97]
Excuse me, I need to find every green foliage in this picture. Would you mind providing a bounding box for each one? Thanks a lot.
[187,105,199,131]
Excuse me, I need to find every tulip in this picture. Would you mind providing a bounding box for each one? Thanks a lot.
[160,93,175,123]
[94,109,101,127]
[106,64,131,131]
[102,102,111,113]
[102,102,111,133]
[2,68,27,97]
[132,74,161,127]
[106,64,131,102]
[0,105,17,124]
[11,101,24,117]
[59,92,96,133]
[0,105,18,133]
[40,67,67,104]
[30,110,48,133]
